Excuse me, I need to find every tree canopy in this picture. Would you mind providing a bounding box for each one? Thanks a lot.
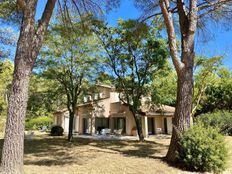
[94,19,168,140]
[39,18,102,140]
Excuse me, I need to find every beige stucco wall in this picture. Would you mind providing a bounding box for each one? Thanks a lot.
[110,102,124,114]
[77,98,111,134]
[97,86,111,98]
[93,98,111,118]
[110,92,120,103]
[78,114,92,134]
[144,115,173,135]
[109,104,136,136]
[53,86,174,136]
[53,113,64,126]
[54,111,79,133]
[74,116,79,133]
[125,109,136,135]
[155,116,163,134]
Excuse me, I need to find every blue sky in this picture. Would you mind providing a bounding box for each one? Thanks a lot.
[4,0,232,70]
[106,0,232,70]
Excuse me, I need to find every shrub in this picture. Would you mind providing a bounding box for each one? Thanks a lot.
[196,111,232,135]
[50,126,64,136]
[25,116,53,130]
[177,124,228,172]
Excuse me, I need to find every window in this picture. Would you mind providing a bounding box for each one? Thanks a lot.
[113,117,126,133]
[83,96,88,102]
[95,118,109,133]
[99,93,103,99]
[88,95,92,101]
[94,93,98,100]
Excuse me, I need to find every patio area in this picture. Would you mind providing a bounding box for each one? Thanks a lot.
[73,133,171,141]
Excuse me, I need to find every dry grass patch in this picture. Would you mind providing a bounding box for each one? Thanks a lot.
[0,134,232,174]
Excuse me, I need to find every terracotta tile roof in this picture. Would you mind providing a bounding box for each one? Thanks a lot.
[53,109,67,114]
[141,104,175,115]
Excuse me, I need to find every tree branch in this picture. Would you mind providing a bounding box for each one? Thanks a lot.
[33,0,56,47]
[40,0,56,26]
[188,0,198,34]
[177,0,189,35]
[198,0,232,11]
[16,0,26,10]
[159,0,184,74]
[139,7,178,23]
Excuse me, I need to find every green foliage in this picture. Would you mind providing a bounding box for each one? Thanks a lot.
[0,60,13,131]
[25,116,53,130]
[196,111,232,135]
[151,62,177,106]
[178,124,228,172]
[94,19,168,111]
[193,56,224,114]
[192,56,232,114]
[0,0,21,23]
[197,69,232,114]
[0,0,14,17]
[27,74,65,120]
[93,19,168,140]
[50,126,64,136]
[39,19,101,111]
[203,80,232,111]
[95,72,114,85]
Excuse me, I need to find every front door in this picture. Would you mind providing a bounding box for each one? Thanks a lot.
[114,117,126,134]
[148,117,155,135]
[95,118,109,133]
[83,118,89,134]
[164,117,168,134]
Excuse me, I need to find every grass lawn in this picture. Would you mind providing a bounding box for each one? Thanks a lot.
[0,133,232,174]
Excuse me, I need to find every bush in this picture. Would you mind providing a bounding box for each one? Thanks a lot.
[25,116,53,130]
[177,124,228,172]
[196,111,232,135]
[50,126,64,136]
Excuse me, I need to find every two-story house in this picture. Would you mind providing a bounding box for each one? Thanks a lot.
[53,84,175,137]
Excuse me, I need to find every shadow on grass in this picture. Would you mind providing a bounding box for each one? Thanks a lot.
[81,139,169,160]
[0,135,169,167]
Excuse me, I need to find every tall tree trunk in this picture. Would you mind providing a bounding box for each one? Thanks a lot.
[166,54,194,162]
[0,2,37,173]
[68,111,74,142]
[159,0,197,162]
[133,114,144,141]
[0,60,32,174]
[0,1,56,173]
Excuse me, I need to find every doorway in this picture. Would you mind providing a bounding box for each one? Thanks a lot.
[113,117,126,134]
[95,118,109,133]
[164,117,168,134]
[83,118,89,134]
[148,117,155,135]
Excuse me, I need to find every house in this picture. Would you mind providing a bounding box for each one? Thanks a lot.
[53,84,175,137]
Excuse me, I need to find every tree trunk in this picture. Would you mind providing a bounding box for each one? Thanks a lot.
[0,1,56,173]
[68,111,74,142]
[158,0,197,163]
[0,3,37,173]
[133,114,144,141]
[0,60,32,174]
[0,29,35,174]
[166,64,193,162]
